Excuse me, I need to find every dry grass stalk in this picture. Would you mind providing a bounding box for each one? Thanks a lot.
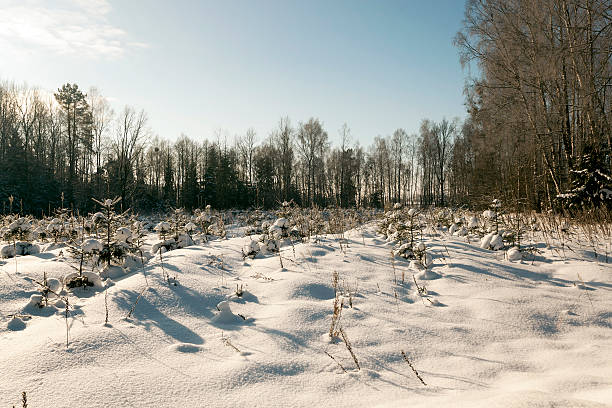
[127,285,148,319]
[65,298,70,348]
[329,296,344,338]
[324,350,347,373]
[401,350,426,386]
[339,327,360,370]
[390,250,397,285]
[104,286,109,324]
[221,332,241,353]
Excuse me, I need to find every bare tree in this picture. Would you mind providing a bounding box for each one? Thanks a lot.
[296,118,328,206]
[111,106,149,205]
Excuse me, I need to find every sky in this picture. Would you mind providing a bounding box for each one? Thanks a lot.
[0,0,468,146]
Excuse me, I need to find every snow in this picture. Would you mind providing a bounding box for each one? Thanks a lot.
[81,238,103,253]
[0,244,15,258]
[184,222,197,232]
[468,216,479,229]
[506,247,522,262]
[481,232,504,250]
[0,217,611,407]
[482,210,496,219]
[154,221,171,233]
[114,227,133,242]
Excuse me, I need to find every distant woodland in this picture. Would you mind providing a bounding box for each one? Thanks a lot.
[0,0,610,215]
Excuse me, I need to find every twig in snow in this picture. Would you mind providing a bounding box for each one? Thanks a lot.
[401,350,426,386]
[324,350,347,373]
[339,327,360,370]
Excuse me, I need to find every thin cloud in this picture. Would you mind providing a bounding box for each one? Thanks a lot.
[0,0,145,58]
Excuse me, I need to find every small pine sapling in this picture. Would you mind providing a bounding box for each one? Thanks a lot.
[92,197,130,268]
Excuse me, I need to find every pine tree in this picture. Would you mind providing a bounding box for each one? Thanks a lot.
[558,145,612,211]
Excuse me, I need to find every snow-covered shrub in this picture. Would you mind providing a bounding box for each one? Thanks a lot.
[393,208,421,246]
[184,221,197,235]
[0,244,16,258]
[482,210,495,219]
[195,207,214,232]
[14,241,40,256]
[82,238,103,254]
[506,246,522,262]
[114,227,133,243]
[46,217,65,242]
[242,239,260,259]
[453,226,468,237]
[393,242,414,259]
[151,212,196,255]
[245,224,263,236]
[92,197,132,269]
[268,224,284,239]
[152,238,176,255]
[556,147,612,212]
[467,216,479,230]
[212,300,245,324]
[259,234,279,253]
[5,218,32,241]
[154,221,171,239]
[480,232,504,250]
[32,225,47,241]
[64,271,103,289]
[176,233,194,248]
[393,239,431,268]
[207,220,226,238]
[272,217,290,237]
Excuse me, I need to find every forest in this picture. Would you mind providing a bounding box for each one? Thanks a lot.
[0,0,610,215]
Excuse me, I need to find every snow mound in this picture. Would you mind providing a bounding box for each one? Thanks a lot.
[211,301,246,325]
[7,316,26,331]
[152,238,175,254]
[467,216,479,229]
[154,221,171,234]
[169,343,205,353]
[414,269,441,280]
[122,254,143,270]
[114,227,132,242]
[184,222,197,232]
[409,260,425,271]
[481,232,503,250]
[28,294,44,308]
[15,242,40,255]
[243,239,260,258]
[273,217,289,229]
[0,244,15,258]
[176,233,194,248]
[99,265,126,280]
[506,247,522,262]
[81,239,103,253]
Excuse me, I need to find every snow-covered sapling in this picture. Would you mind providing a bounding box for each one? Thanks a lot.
[242,239,260,259]
[154,221,171,240]
[92,197,131,268]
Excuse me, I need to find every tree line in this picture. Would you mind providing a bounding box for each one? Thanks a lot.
[0,80,473,214]
[0,77,604,215]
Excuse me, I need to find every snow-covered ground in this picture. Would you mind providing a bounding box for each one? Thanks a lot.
[1,221,611,407]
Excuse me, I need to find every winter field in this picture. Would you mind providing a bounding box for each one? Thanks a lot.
[1,203,611,407]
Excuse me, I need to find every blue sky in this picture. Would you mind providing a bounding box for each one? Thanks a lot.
[0,0,468,145]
